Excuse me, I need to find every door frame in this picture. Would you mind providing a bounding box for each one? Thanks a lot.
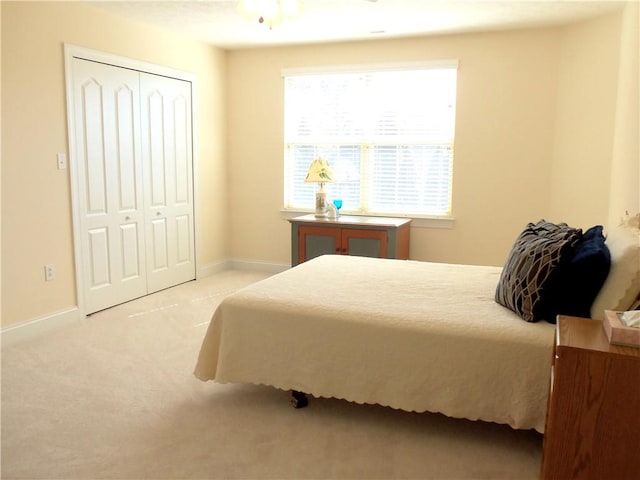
[64,44,200,317]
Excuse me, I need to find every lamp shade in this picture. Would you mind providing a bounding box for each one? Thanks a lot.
[304,158,335,184]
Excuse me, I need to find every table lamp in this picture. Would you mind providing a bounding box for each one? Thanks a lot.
[304,158,335,218]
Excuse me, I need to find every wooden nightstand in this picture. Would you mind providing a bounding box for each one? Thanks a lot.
[289,214,410,266]
[540,315,640,479]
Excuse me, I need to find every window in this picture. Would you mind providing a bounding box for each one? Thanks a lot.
[283,62,457,217]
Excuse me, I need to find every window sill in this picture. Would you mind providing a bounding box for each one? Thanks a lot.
[280,209,455,229]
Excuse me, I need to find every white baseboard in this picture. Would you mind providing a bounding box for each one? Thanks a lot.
[199,259,289,277]
[1,307,81,348]
[197,259,234,278]
[3,260,288,347]
[228,259,290,274]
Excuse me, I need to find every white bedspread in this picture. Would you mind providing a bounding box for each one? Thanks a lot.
[194,255,555,432]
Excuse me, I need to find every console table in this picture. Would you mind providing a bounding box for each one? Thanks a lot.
[289,214,410,266]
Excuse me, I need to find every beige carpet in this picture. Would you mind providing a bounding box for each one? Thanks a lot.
[1,269,543,479]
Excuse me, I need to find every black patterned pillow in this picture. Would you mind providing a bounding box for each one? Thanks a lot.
[530,220,579,241]
[495,222,582,322]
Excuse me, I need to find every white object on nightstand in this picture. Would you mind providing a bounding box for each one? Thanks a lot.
[326,203,338,219]
[621,310,640,327]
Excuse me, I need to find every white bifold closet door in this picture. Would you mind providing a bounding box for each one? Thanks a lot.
[72,58,195,314]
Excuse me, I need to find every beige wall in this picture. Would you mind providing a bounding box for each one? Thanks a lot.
[227,28,563,267]
[607,2,639,223]
[227,9,629,269]
[549,11,623,227]
[2,2,632,331]
[1,2,228,328]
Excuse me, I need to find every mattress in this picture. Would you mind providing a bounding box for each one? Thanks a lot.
[194,255,556,432]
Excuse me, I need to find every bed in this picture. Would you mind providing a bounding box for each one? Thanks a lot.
[194,217,639,434]
[194,254,556,433]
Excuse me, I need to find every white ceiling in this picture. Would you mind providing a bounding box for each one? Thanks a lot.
[88,0,627,50]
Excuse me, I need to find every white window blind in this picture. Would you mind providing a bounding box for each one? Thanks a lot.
[283,64,457,217]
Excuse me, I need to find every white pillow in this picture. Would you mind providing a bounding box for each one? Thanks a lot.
[591,220,640,320]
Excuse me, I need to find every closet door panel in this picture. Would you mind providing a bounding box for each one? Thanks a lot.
[72,58,147,314]
[173,96,191,205]
[87,227,110,288]
[82,79,108,215]
[115,86,139,211]
[120,222,143,280]
[147,92,167,207]
[141,73,195,293]
[175,214,192,265]
[150,217,169,270]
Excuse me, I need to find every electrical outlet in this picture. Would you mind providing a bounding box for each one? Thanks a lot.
[44,264,55,281]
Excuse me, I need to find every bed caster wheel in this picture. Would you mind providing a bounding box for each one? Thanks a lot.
[290,390,308,408]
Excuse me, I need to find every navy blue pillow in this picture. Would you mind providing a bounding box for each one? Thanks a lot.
[536,226,611,322]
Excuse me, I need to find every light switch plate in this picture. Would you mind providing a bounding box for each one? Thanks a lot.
[57,153,67,170]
